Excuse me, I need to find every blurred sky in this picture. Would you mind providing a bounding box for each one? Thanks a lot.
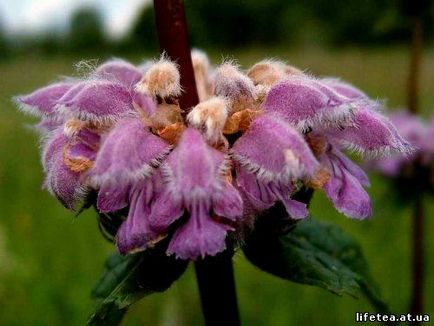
[0,0,150,38]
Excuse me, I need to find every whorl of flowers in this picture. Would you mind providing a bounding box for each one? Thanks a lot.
[15,51,412,260]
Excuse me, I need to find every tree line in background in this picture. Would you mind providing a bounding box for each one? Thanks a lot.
[0,0,433,60]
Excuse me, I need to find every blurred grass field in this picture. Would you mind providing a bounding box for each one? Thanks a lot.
[0,47,433,325]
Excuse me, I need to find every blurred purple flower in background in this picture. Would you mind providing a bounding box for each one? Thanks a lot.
[369,111,433,176]
[15,52,412,260]
[367,111,433,196]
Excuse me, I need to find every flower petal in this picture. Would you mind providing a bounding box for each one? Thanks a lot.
[116,184,154,255]
[16,82,75,116]
[57,81,135,125]
[321,149,372,219]
[235,166,307,219]
[212,182,244,220]
[97,183,129,213]
[42,128,94,210]
[90,118,170,187]
[213,62,256,112]
[45,161,87,211]
[322,78,369,100]
[327,108,413,157]
[279,197,308,219]
[263,76,356,131]
[187,97,229,145]
[132,91,157,117]
[247,59,303,87]
[148,192,184,233]
[42,131,87,210]
[35,118,63,133]
[167,203,231,260]
[93,59,142,88]
[232,114,319,182]
[327,146,370,186]
[163,128,225,190]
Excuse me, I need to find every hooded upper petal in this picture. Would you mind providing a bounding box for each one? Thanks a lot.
[262,76,357,131]
[321,78,369,100]
[57,81,135,125]
[93,59,143,88]
[89,117,169,215]
[367,111,431,174]
[16,82,75,116]
[326,108,413,157]
[232,114,319,182]
[90,117,171,188]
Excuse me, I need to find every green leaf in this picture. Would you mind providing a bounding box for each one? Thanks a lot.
[88,241,188,325]
[243,213,389,312]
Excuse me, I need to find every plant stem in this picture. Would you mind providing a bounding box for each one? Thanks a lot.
[195,250,241,326]
[406,14,425,321]
[153,0,199,114]
[152,1,241,324]
[407,16,422,114]
[410,194,424,318]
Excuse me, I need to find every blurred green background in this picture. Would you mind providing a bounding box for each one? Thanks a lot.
[0,0,433,325]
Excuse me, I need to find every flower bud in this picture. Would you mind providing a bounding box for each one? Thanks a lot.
[213,62,256,112]
[247,60,303,87]
[135,56,181,99]
[192,49,213,101]
[187,97,229,145]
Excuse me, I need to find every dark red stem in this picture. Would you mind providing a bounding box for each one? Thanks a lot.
[410,194,424,319]
[407,16,422,114]
[407,15,425,321]
[153,0,199,113]
[152,2,240,325]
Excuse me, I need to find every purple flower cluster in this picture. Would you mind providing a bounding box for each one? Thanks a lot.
[15,53,411,260]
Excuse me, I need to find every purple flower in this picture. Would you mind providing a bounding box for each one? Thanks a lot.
[15,53,411,260]
[89,117,171,254]
[262,75,411,218]
[149,128,243,259]
[232,114,319,219]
